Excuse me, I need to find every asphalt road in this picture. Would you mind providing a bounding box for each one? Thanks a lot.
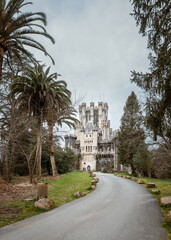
[0,173,166,240]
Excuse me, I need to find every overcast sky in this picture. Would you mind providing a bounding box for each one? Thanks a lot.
[28,0,149,133]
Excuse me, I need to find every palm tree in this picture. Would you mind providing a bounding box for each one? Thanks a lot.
[9,64,65,180]
[0,0,55,82]
[45,78,72,176]
[47,105,79,176]
[57,106,80,130]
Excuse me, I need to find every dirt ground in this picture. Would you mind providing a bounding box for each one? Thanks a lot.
[0,175,62,203]
[0,174,62,223]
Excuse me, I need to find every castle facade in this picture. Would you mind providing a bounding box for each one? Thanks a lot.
[65,102,124,172]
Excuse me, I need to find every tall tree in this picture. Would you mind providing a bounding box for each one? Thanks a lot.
[118,91,145,174]
[130,0,171,140]
[9,65,73,180]
[0,55,33,182]
[45,80,73,176]
[0,0,55,82]
[9,65,54,180]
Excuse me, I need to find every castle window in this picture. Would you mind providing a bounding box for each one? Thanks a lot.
[90,135,91,137]
[86,135,88,137]
[87,146,92,152]
[86,146,87,152]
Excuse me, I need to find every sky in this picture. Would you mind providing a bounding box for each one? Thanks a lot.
[27,0,149,134]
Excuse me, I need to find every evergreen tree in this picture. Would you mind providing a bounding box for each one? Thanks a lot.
[130,0,171,140]
[118,91,145,174]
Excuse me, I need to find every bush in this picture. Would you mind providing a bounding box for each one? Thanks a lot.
[55,147,77,174]
[42,144,78,175]
[151,147,171,179]
[133,143,150,177]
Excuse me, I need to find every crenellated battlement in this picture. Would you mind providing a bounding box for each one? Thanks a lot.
[79,102,109,129]
[65,102,120,172]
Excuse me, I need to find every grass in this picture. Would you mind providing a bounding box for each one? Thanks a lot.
[0,171,94,228]
[0,201,46,227]
[45,171,94,207]
[116,172,171,240]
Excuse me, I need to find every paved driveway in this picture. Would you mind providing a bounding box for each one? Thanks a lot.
[0,173,166,240]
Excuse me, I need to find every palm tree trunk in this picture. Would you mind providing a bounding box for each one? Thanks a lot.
[48,121,58,176]
[0,48,4,83]
[36,116,43,181]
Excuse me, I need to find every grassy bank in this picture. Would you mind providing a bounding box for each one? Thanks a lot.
[46,171,93,207]
[115,172,171,240]
[0,171,93,228]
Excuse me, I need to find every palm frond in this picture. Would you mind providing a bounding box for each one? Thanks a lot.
[12,29,55,44]
[0,0,6,15]
[11,13,47,31]
[5,0,24,21]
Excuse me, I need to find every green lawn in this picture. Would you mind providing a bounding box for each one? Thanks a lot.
[46,171,94,207]
[116,172,171,240]
[0,171,93,228]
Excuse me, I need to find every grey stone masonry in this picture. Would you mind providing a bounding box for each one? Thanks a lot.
[65,102,125,172]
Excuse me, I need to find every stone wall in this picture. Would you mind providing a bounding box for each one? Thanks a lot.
[65,102,120,172]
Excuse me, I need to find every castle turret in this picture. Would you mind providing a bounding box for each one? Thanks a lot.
[64,135,77,150]
[81,103,86,127]
[65,102,120,172]
[90,102,94,123]
[98,102,103,129]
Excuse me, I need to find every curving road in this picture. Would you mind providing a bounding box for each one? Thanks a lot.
[0,173,166,240]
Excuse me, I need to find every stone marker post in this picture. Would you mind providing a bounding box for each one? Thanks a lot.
[37,182,48,199]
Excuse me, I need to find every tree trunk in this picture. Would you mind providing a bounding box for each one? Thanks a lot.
[130,164,135,176]
[0,48,4,83]
[4,113,13,182]
[36,116,42,181]
[29,171,33,184]
[48,121,58,176]
[147,157,151,178]
[4,140,9,182]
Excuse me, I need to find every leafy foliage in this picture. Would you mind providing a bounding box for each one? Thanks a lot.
[56,148,78,174]
[133,143,150,176]
[42,145,78,175]
[151,146,171,179]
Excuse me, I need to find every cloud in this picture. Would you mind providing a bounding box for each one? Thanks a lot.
[27,0,149,131]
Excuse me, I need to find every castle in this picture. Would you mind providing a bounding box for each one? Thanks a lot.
[65,102,125,172]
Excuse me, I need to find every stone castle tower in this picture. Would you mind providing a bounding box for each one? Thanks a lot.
[65,102,121,171]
